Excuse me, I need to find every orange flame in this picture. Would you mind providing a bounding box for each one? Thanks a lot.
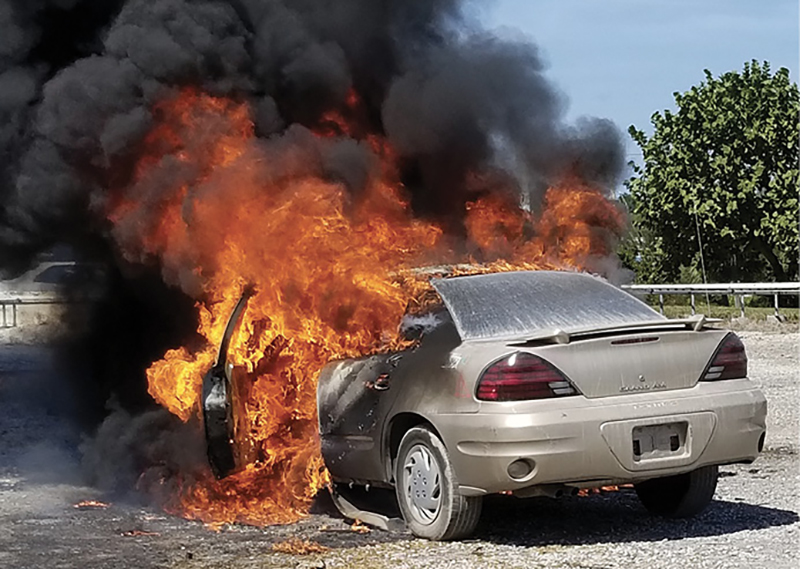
[272,537,330,555]
[73,500,111,509]
[105,88,623,526]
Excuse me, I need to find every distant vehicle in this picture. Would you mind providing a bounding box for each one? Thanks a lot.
[204,271,767,540]
[0,262,105,296]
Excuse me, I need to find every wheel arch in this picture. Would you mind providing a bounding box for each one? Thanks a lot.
[384,412,444,483]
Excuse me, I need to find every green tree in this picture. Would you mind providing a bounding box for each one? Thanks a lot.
[617,193,667,283]
[625,60,799,283]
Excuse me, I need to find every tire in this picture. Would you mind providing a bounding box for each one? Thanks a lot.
[634,465,719,518]
[394,426,482,540]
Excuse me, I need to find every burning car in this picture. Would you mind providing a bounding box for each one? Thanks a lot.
[204,270,767,540]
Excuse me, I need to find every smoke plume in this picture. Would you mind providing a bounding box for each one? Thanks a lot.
[2,0,624,265]
[0,0,626,502]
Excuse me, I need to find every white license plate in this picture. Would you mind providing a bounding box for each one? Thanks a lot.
[632,422,687,461]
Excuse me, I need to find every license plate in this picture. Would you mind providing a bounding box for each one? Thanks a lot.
[632,422,687,461]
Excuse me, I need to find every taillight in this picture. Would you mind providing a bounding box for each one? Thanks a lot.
[702,333,748,381]
[477,352,578,401]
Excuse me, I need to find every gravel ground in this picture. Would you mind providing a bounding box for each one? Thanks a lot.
[0,329,797,569]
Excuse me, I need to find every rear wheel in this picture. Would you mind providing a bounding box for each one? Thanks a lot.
[395,427,482,540]
[635,465,719,518]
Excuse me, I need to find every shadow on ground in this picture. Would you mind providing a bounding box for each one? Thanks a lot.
[473,491,799,546]
[307,478,798,548]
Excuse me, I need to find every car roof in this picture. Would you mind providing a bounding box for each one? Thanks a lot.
[431,270,663,341]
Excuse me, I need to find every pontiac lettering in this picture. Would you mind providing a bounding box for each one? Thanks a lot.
[620,382,668,393]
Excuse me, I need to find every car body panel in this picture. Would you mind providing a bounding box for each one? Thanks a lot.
[202,289,254,478]
[501,330,728,398]
[317,353,404,482]
[200,271,767,509]
[318,318,465,483]
[318,327,765,487]
[431,271,663,341]
[431,379,766,495]
[316,271,767,497]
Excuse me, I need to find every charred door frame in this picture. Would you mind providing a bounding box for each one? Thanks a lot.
[202,289,253,478]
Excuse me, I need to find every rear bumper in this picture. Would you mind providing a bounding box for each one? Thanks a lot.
[430,380,766,496]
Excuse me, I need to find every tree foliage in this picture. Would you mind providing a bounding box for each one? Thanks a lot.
[624,61,799,283]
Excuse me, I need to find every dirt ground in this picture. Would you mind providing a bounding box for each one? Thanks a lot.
[0,328,797,569]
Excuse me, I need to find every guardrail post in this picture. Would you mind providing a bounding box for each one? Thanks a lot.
[621,283,799,320]
[1,303,6,328]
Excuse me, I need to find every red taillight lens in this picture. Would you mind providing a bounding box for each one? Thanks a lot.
[477,353,578,401]
[702,333,748,381]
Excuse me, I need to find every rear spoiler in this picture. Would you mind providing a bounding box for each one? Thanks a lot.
[506,314,723,346]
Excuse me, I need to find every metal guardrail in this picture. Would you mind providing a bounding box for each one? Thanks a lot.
[0,291,85,329]
[1,301,17,328]
[3,282,798,329]
[622,282,800,318]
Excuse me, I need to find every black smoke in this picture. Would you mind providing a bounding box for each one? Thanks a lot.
[2,0,626,268]
[0,0,625,490]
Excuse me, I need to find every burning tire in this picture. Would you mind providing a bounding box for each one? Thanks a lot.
[395,427,482,540]
[634,465,719,518]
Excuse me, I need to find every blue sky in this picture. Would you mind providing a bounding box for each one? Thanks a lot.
[480,0,799,166]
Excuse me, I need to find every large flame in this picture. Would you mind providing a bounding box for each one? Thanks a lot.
[105,88,623,526]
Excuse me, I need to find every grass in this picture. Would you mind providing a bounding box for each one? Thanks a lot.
[650,303,799,323]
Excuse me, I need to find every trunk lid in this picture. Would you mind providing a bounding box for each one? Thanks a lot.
[531,328,729,399]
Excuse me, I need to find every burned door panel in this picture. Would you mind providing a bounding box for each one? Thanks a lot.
[317,316,465,484]
[317,353,405,483]
[202,289,253,478]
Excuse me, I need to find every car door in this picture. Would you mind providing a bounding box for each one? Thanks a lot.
[317,350,410,484]
[317,314,464,485]
[202,290,253,478]
[203,291,415,483]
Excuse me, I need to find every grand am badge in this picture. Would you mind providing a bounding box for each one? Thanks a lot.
[620,381,668,393]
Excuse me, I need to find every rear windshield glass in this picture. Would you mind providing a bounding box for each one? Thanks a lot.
[431,271,662,341]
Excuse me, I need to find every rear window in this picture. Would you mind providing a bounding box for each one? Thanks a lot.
[431,271,662,341]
